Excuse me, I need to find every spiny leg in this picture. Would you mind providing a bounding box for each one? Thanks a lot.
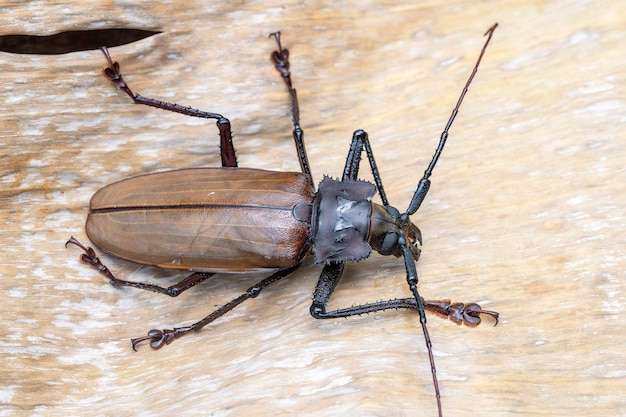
[99,47,237,167]
[342,129,389,205]
[65,237,214,297]
[269,32,314,190]
[314,297,498,326]
[309,259,498,417]
[130,264,300,350]
[309,261,344,318]
[67,236,301,350]
[309,260,498,326]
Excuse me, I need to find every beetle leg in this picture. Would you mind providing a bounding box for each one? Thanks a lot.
[309,253,498,417]
[269,32,314,190]
[307,261,497,325]
[309,261,344,318]
[310,268,498,327]
[308,249,441,416]
[131,264,300,350]
[99,47,237,167]
[66,237,214,297]
[342,129,389,206]
[310,251,498,417]
[312,295,498,326]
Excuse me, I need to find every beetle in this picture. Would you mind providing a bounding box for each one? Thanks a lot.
[68,24,499,417]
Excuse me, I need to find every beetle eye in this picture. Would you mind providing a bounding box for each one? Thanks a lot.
[379,232,399,256]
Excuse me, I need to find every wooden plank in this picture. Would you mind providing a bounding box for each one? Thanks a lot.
[1,1,624,416]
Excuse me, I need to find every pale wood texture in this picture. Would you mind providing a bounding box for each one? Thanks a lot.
[1,1,624,416]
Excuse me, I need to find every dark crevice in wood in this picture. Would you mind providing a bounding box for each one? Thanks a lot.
[0,29,161,55]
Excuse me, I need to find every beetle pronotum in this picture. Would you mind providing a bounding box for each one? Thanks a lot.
[68,24,499,417]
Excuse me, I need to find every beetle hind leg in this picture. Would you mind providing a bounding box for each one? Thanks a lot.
[131,264,300,350]
[65,237,214,297]
[67,236,301,349]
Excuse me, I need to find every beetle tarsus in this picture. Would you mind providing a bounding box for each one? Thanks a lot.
[66,236,133,288]
[132,328,171,351]
[132,325,197,350]
[66,236,120,284]
[269,31,292,87]
[67,237,211,293]
[130,325,197,351]
[461,303,500,326]
[423,300,499,326]
[100,46,136,100]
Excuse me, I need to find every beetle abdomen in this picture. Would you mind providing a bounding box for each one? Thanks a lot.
[86,168,314,273]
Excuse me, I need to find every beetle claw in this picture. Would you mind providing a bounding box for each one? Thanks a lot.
[131,329,163,351]
[466,303,500,326]
[131,328,178,351]
[448,302,499,327]
[424,299,499,327]
[66,236,122,285]
[99,47,137,101]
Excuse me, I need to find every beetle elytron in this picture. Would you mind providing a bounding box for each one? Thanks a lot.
[68,24,499,417]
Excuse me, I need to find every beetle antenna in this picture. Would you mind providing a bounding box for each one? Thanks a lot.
[406,23,497,216]
[400,24,498,417]
[400,245,443,416]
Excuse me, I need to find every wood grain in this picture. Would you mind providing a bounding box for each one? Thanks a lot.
[1,1,624,416]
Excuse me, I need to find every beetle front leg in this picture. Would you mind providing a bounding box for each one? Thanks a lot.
[310,257,498,417]
[310,259,497,325]
[66,237,214,297]
[99,47,237,167]
[342,129,389,205]
[309,261,421,318]
[309,262,344,317]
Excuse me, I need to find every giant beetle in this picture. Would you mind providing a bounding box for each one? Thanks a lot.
[68,24,499,417]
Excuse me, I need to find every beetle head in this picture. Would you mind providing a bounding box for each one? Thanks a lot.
[370,204,422,260]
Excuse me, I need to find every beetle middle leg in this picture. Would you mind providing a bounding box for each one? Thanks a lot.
[99,47,238,168]
[269,31,314,190]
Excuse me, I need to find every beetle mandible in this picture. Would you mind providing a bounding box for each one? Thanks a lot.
[68,24,499,417]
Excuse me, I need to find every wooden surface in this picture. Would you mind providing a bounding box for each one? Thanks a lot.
[1,1,624,416]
